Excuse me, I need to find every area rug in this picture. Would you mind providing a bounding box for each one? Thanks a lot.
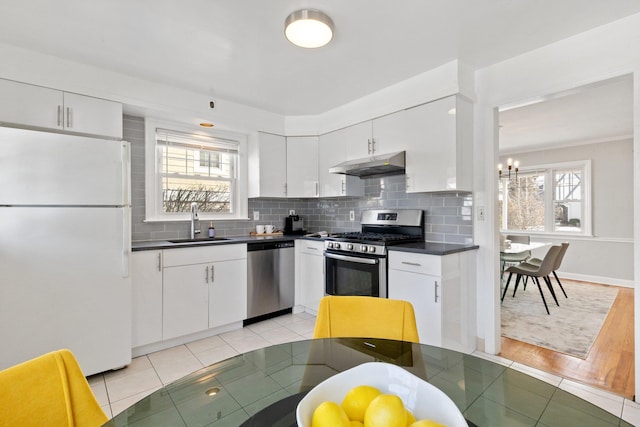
[500,279,618,359]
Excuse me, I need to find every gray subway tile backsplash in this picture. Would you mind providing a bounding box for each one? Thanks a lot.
[126,115,473,244]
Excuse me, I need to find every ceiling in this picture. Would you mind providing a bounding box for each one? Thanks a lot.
[499,75,634,153]
[2,0,640,118]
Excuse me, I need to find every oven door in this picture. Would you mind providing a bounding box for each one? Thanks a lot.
[324,251,387,298]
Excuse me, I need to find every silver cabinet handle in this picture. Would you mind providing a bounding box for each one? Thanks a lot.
[157,252,162,272]
[315,182,318,197]
[66,107,71,128]
[406,175,410,190]
[205,266,209,283]
[57,105,62,126]
[434,280,439,303]
[371,138,376,155]
[367,139,372,155]
[284,183,287,196]
[341,179,345,194]
[306,247,318,250]
[211,264,215,282]
[401,261,421,267]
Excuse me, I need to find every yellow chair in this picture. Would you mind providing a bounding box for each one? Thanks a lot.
[0,349,108,427]
[313,296,420,343]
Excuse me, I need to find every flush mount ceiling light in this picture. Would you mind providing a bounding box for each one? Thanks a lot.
[284,9,334,48]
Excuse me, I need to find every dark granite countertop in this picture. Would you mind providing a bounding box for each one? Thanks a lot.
[132,234,299,251]
[388,242,479,255]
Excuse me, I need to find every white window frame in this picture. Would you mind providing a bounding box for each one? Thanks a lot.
[144,118,248,222]
[500,160,592,236]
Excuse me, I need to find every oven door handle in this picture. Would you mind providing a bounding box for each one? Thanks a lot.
[324,252,379,265]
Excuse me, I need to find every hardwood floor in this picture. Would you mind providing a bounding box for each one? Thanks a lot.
[499,282,635,399]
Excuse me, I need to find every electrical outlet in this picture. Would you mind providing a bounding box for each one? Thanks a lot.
[253,211,259,221]
[477,206,485,221]
[349,210,355,221]
[289,209,296,215]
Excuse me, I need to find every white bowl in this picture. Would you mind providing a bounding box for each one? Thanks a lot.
[296,362,467,427]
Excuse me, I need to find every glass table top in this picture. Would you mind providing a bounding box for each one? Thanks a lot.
[104,338,631,427]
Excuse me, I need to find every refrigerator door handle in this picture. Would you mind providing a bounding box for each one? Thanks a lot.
[121,142,131,206]
[122,208,131,278]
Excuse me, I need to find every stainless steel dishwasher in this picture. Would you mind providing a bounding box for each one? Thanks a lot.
[245,240,295,324]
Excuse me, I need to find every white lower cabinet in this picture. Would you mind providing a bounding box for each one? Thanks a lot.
[388,250,476,352]
[131,251,163,348]
[131,244,247,347]
[209,258,247,329]
[295,240,325,313]
[162,262,210,340]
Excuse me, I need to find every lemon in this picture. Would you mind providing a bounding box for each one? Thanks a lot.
[341,385,382,422]
[364,394,407,427]
[405,408,417,426]
[409,420,446,427]
[311,401,350,427]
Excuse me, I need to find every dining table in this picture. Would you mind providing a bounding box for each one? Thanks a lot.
[104,337,631,427]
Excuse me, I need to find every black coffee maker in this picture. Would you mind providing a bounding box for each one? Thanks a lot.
[284,215,305,235]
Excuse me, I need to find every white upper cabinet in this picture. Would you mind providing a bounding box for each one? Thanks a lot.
[286,136,319,198]
[344,121,375,159]
[0,78,123,139]
[370,109,408,156]
[318,128,363,197]
[404,95,473,193]
[253,132,288,198]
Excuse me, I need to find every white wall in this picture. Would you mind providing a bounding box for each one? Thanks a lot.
[472,12,640,396]
[499,139,634,285]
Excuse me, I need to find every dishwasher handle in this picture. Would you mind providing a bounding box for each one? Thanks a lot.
[247,240,295,251]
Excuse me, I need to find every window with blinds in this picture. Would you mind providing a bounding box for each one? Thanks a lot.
[156,128,238,214]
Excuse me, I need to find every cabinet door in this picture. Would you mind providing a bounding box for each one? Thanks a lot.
[209,258,247,328]
[344,121,374,160]
[371,109,408,156]
[257,132,287,197]
[131,251,163,347]
[403,96,472,192]
[63,92,123,138]
[388,269,442,346]
[0,79,63,130]
[163,264,209,340]
[286,136,319,197]
[299,251,325,313]
[318,130,363,197]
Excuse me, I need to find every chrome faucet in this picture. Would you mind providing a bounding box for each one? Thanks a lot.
[190,202,201,239]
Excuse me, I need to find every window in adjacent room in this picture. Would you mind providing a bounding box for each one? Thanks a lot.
[498,160,591,235]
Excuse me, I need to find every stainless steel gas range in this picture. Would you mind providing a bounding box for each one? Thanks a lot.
[324,209,424,298]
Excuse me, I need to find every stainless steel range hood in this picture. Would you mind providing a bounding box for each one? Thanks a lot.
[329,151,406,178]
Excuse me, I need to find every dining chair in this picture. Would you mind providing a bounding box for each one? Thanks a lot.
[501,245,562,315]
[500,234,531,279]
[525,242,569,298]
[313,295,420,343]
[0,349,108,427]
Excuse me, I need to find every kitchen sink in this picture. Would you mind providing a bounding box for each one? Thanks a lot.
[167,238,230,244]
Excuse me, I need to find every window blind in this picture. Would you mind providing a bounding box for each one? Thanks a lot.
[156,128,239,154]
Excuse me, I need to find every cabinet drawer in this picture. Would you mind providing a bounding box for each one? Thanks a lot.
[389,251,441,276]
[163,243,247,267]
[298,240,325,255]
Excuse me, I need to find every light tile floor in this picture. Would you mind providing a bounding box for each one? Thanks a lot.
[89,311,640,425]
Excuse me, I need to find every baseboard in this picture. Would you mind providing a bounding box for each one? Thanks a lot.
[132,321,243,358]
[557,271,634,288]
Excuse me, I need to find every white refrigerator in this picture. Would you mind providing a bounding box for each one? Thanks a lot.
[0,127,132,376]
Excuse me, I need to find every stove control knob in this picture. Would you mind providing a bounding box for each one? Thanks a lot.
[368,246,376,253]
[327,242,333,249]
[334,243,341,249]
[347,244,353,250]
[361,245,368,253]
